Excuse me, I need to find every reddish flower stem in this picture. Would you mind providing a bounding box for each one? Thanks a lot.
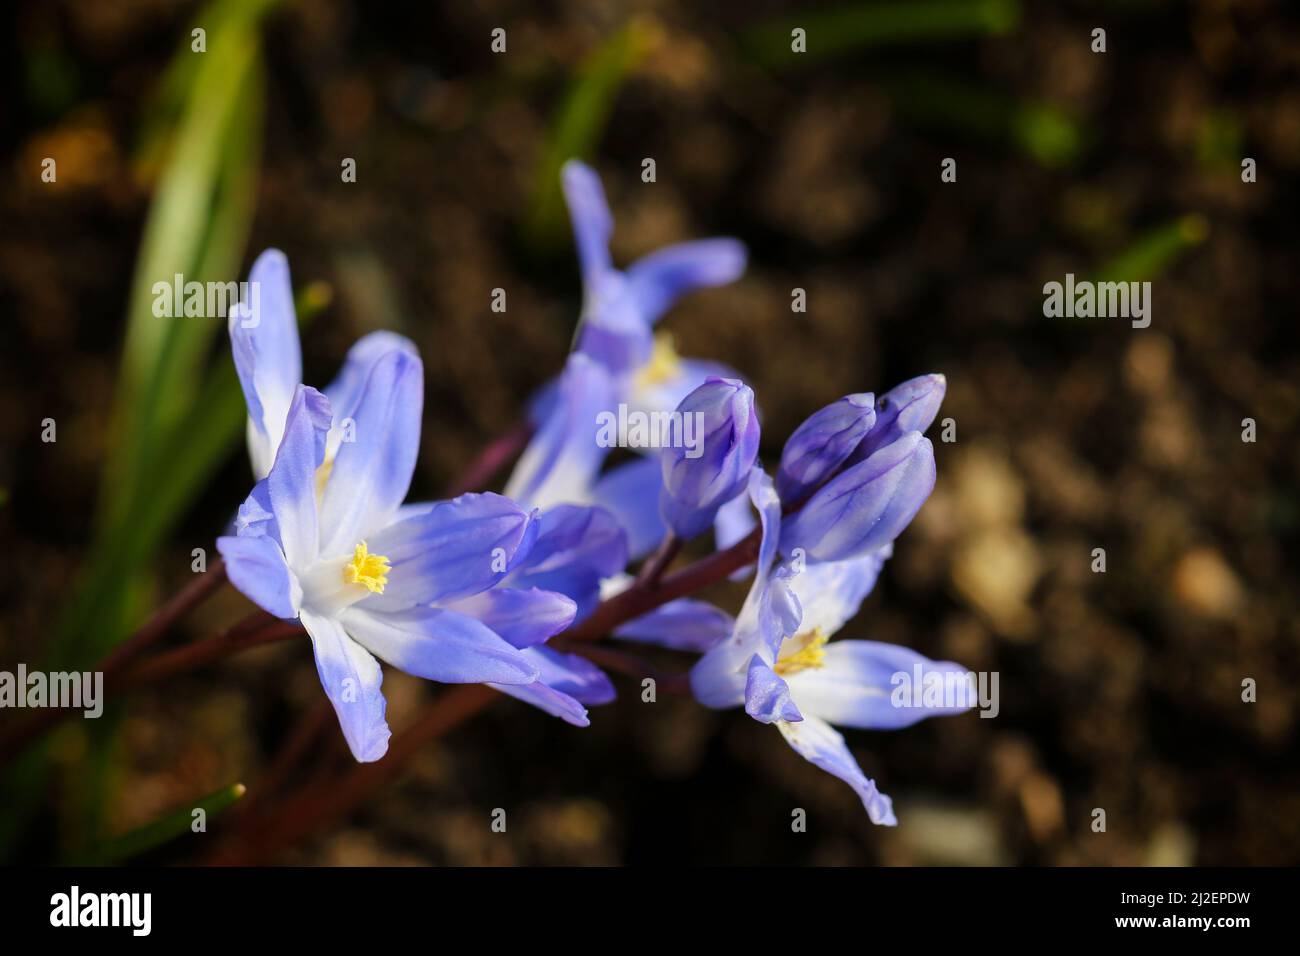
[0,560,230,762]
[139,522,759,686]
[234,699,335,821]
[443,420,533,496]
[554,641,693,696]
[211,632,694,865]
[635,532,682,589]
[7,405,763,853]
[115,612,304,688]
[100,559,230,677]
[562,525,761,643]
[203,683,497,865]
[0,515,752,767]
[206,532,762,863]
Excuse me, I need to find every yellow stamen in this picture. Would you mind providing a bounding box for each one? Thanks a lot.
[344,541,391,594]
[774,628,829,676]
[635,332,682,388]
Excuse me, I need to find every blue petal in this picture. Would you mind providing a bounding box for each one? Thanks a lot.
[781,432,936,564]
[361,492,537,611]
[317,348,424,555]
[624,238,747,326]
[487,645,616,727]
[689,654,747,709]
[880,373,946,434]
[232,478,278,544]
[613,598,735,653]
[785,640,976,729]
[847,373,946,465]
[228,249,303,478]
[626,356,740,433]
[714,487,756,551]
[787,548,892,637]
[744,655,802,724]
[750,468,784,574]
[490,679,590,727]
[713,487,757,581]
[507,504,628,620]
[504,353,614,510]
[690,469,787,706]
[301,610,391,763]
[659,378,760,540]
[526,375,560,428]
[526,646,617,706]
[341,605,539,685]
[760,567,804,660]
[590,457,668,561]
[776,393,876,504]
[323,331,419,426]
[447,587,577,649]
[265,385,332,568]
[550,351,731,444]
[216,534,300,619]
[561,160,614,286]
[689,575,800,708]
[776,715,897,825]
[575,294,655,374]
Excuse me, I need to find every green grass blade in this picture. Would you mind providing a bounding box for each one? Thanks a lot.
[880,71,1084,167]
[526,19,657,246]
[0,0,275,862]
[1093,215,1210,283]
[105,1,274,536]
[54,2,273,670]
[743,0,1019,67]
[74,782,246,865]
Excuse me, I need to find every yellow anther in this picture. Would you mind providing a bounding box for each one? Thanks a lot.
[343,541,391,594]
[636,332,682,388]
[774,628,829,676]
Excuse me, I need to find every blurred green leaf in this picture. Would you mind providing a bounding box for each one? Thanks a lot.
[1094,214,1210,283]
[0,0,276,861]
[53,282,324,682]
[527,18,657,246]
[109,281,326,572]
[60,716,123,859]
[54,0,274,671]
[881,71,1083,167]
[73,782,246,865]
[0,745,49,853]
[24,44,81,118]
[107,2,272,536]
[1012,103,1084,168]
[743,0,1019,67]
[1195,111,1245,171]
[134,0,262,173]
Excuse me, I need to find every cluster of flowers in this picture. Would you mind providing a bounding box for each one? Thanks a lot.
[217,161,969,824]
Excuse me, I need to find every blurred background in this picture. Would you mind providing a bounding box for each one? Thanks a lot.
[1,0,1298,866]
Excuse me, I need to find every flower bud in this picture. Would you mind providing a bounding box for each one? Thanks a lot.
[847,373,945,466]
[659,377,760,539]
[781,431,935,563]
[775,393,876,504]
